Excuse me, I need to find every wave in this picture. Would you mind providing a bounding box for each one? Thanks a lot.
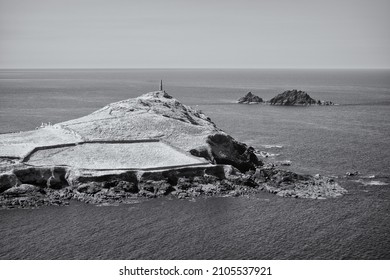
[361,175,376,179]
[353,179,388,186]
[362,180,388,186]
[261,145,283,149]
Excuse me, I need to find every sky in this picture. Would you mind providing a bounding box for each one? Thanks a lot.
[0,0,389,69]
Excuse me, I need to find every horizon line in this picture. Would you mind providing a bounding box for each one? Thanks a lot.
[1,67,390,71]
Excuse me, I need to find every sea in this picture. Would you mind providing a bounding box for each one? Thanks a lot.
[0,69,389,259]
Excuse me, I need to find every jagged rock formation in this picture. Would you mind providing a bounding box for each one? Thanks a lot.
[269,90,317,105]
[237,92,263,104]
[268,89,335,106]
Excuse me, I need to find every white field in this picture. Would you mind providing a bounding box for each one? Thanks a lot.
[25,142,208,169]
[0,126,82,158]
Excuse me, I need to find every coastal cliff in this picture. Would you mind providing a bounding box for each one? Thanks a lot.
[0,91,346,208]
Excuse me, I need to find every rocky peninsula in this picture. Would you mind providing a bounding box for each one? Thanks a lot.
[0,91,346,208]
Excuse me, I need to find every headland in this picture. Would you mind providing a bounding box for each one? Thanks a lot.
[0,90,346,208]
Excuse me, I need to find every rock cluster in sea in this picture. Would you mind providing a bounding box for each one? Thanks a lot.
[237,89,334,106]
[0,90,346,209]
[237,92,263,104]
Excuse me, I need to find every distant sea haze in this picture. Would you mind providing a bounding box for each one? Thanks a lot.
[0,69,389,259]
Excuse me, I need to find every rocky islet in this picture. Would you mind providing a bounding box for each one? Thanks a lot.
[237,89,334,106]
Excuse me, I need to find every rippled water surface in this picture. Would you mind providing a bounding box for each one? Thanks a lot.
[0,69,389,259]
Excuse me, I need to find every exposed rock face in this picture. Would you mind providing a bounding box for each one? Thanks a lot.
[269,90,317,105]
[190,134,261,172]
[13,167,68,189]
[237,92,263,104]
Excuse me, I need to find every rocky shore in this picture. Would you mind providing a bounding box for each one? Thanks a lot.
[0,165,346,209]
[0,90,346,209]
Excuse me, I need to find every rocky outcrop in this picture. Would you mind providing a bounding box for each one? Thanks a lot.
[254,168,346,199]
[237,92,263,104]
[13,166,68,188]
[191,133,261,172]
[269,89,335,106]
[0,172,19,193]
[317,100,334,106]
[269,90,317,105]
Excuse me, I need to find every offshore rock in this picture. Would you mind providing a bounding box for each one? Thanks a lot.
[317,100,334,106]
[269,89,328,106]
[237,92,264,104]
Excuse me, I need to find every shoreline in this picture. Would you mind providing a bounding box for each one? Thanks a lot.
[0,163,347,209]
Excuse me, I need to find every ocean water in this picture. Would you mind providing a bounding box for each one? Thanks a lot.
[0,69,389,259]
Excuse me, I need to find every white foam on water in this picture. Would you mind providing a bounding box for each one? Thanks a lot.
[255,151,280,158]
[262,145,283,149]
[362,175,376,179]
[362,180,388,186]
[354,179,388,186]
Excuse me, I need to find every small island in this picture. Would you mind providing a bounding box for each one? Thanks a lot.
[269,89,335,106]
[237,89,335,106]
[0,90,345,208]
[237,92,263,104]
[269,89,317,105]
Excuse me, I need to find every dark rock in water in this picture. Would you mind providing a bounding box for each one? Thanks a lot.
[237,92,263,104]
[269,89,335,106]
[317,100,334,106]
[269,89,317,105]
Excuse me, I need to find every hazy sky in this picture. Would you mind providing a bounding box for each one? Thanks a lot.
[0,0,389,68]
